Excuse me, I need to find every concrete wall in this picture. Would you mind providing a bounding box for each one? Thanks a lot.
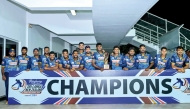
[52,37,65,54]
[28,25,50,56]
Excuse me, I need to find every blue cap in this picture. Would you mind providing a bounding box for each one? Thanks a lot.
[85,45,90,49]
[33,48,39,52]
[9,48,15,53]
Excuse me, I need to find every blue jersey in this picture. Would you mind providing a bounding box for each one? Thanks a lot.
[69,58,82,69]
[27,56,40,71]
[110,55,123,70]
[171,53,189,68]
[78,52,85,60]
[39,55,48,69]
[59,57,70,68]
[17,55,30,71]
[122,55,137,70]
[136,53,153,69]
[93,52,105,69]
[154,54,171,70]
[45,58,59,68]
[1,57,18,73]
[81,54,95,70]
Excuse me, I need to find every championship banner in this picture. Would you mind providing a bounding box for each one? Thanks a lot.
[8,69,190,104]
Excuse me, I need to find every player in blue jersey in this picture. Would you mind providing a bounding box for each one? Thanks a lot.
[92,43,109,71]
[78,42,85,60]
[39,46,50,71]
[59,49,70,72]
[81,46,95,70]
[154,47,171,73]
[109,46,123,70]
[27,48,41,71]
[70,50,83,71]
[44,51,59,70]
[171,46,189,73]
[136,44,154,70]
[122,47,138,70]
[1,49,18,104]
[17,47,30,71]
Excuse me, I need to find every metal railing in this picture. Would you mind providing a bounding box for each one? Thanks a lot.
[133,12,190,49]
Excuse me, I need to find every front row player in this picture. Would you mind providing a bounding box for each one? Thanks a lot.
[1,49,18,104]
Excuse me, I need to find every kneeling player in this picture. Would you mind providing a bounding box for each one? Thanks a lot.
[171,46,189,73]
[44,51,59,70]
[154,47,171,73]
[122,47,137,70]
[70,50,83,71]
[110,46,123,70]
[81,46,95,70]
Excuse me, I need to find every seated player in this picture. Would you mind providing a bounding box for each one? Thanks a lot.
[59,49,70,72]
[171,46,189,73]
[1,49,18,104]
[122,47,137,70]
[44,51,59,70]
[92,43,109,71]
[17,47,30,71]
[81,46,95,70]
[27,48,41,71]
[109,46,123,70]
[69,50,83,71]
[154,47,171,73]
[136,44,154,70]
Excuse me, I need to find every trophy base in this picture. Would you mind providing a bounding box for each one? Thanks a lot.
[104,64,109,70]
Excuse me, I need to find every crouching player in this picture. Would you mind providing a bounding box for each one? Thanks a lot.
[1,49,18,104]
[154,47,171,73]
[122,47,137,70]
[81,46,95,70]
[109,46,123,70]
[171,46,189,73]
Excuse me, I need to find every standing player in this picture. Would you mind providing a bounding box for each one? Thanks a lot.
[17,47,30,71]
[1,49,18,104]
[59,49,70,72]
[70,50,83,71]
[78,42,85,60]
[122,47,137,70]
[39,47,50,71]
[27,48,41,71]
[109,46,123,70]
[44,51,59,70]
[81,46,95,70]
[154,47,171,73]
[171,46,189,73]
[92,43,109,71]
[136,44,154,70]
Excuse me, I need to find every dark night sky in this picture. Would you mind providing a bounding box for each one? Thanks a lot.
[148,1,189,29]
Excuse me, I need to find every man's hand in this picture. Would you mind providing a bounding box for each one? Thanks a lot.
[100,68,104,72]
[123,68,128,71]
[83,68,87,71]
[181,68,185,73]
[40,69,43,73]
[71,68,75,72]
[177,69,182,73]
[2,75,6,81]
[145,68,149,71]
[154,68,158,72]
[26,69,30,71]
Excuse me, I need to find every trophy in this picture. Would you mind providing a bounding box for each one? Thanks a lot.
[104,52,109,69]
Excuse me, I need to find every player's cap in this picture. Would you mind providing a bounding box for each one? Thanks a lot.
[9,48,15,53]
[85,45,90,49]
[33,48,39,52]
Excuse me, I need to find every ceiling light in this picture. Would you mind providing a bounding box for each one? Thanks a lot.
[70,10,76,16]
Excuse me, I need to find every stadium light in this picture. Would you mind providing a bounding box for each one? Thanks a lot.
[70,10,76,16]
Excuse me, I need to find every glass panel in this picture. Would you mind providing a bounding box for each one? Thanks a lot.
[6,39,17,57]
[167,21,179,31]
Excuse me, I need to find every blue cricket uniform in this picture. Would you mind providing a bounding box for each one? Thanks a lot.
[122,55,138,70]
[78,52,85,60]
[81,54,95,70]
[110,55,123,70]
[45,58,59,68]
[27,56,40,71]
[171,53,189,68]
[59,57,70,68]
[93,52,105,69]
[69,58,82,69]
[17,55,30,71]
[136,53,154,69]
[39,55,48,69]
[154,54,171,70]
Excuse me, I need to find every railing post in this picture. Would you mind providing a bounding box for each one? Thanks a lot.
[157,26,159,44]
[165,19,168,32]
[185,38,186,50]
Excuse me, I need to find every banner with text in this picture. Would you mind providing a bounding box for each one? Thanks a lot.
[9,70,190,104]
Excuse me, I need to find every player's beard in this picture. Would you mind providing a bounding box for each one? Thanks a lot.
[22,52,27,55]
